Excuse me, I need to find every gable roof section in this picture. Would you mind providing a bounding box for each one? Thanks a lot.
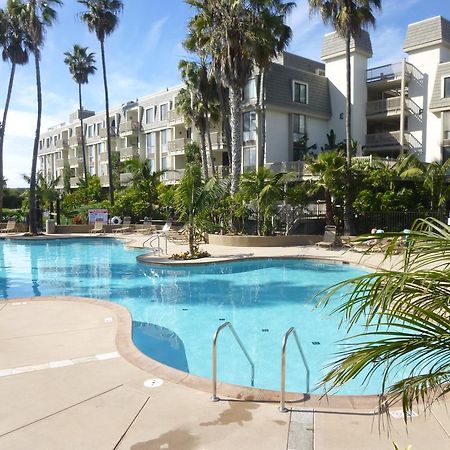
[404,16,450,53]
[321,30,372,61]
[430,62,450,113]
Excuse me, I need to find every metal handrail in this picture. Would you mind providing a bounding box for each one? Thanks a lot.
[280,327,310,413]
[211,322,254,402]
[142,233,167,255]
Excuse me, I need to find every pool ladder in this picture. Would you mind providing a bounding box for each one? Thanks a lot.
[142,233,168,255]
[211,323,310,412]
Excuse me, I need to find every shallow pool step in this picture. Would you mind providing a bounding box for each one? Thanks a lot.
[288,410,314,450]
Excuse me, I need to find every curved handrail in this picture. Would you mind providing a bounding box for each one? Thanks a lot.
[211,322,255,402]
[142,233,167,255]
[280,327,310,412]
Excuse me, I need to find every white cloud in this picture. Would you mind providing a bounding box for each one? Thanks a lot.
[143,17,169,54]
[370,26,407,67]
[381,0,423,18]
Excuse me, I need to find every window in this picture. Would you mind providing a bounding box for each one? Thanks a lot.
[160,129,171,152]
[293,81,307,104]
[161,157,168,171]
[160,103,169,121]
[145,107,155,124]
[89,145,95,174]
[243,111,257,142]
[292,114,306,143]
[243,147,256,172]
[444,77,450,98]
[46,138,50,148]
[96,122,102,135]
[87,125,94,138]
[146,132,156,157]
[243,78,257,101]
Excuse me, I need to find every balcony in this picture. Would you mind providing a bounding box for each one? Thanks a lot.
[365,131,402,151]
[55,138,68,149]
[119,120,140,135]
[69,176,80,188]
[100,175,109,187]
[216,165,229,178]
[264,161,313,179]
[210,131,226,148]
[168,110,183,124]
[69,156,83,168]
[99,127,117,139]
[120,146,139,161]
[162,169,184,184]
[366,61,416,84]
[168,138,189,155]
[120,172,133,185]
[55,158,67,169]
[366,97,402,117]
[100,152,109,163]
[68,136,82,146]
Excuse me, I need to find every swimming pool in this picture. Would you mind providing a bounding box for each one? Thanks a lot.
[0,238,385,395]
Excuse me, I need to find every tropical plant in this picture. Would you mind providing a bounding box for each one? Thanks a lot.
[309,0,381,234]
[240,167,287,235]
[174,159,224,256]
[0,0,29,221]
[23,172,59,212]
[306,150,346,224]
[319,217,450,420]
[185,0,254,194]
[249,0,295,166]
[78,0,123,205]
[21,0,62,235]
[177,59,219,178]
[63,44,96,181]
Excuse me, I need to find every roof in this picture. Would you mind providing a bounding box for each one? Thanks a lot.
[321,30,372,61]
[404,16,450,53]
[430,62,450,113]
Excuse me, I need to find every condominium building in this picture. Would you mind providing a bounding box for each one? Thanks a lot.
[39,15,450,188]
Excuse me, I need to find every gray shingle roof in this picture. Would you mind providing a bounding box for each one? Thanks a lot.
[404,16,450,53]
[430,62,450,112]
[321,30,372,61]
[273,52,324,74]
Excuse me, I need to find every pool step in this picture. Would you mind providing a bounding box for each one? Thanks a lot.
[287,410,314,450]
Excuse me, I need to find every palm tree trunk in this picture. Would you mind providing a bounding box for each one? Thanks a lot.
[0,63,16,222]
[199,125,209,179]
[324,189,334,225]
[29,53,42,235]
[259,69,267,168]
[205,120,215,177]
[100,38,114,205]
[343,30,355,235]
[229,85,242,195]
[78,82,88,182]
[215,73,232,164]
[188,216,194,256]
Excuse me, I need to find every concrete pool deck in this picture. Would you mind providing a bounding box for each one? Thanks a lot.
[0,234,449,448]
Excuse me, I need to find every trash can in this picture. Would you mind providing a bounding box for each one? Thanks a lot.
[46,219,55,234]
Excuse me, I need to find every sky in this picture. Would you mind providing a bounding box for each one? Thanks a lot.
[0,0,446,187]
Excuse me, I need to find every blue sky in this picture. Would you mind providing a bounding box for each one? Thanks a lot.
[0,0,446,187]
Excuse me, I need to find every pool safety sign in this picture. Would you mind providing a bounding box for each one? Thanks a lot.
[88,209,109,225]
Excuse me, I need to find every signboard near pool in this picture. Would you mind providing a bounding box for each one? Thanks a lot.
[88,209,108,225]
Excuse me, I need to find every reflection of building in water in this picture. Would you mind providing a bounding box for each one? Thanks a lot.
[132,321,189,373]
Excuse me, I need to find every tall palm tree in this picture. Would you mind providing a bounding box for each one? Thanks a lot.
[21,0,62,235]
[250,0,295,166]
[0,0,29,222]
[186,0,254,194]
[78,0,123,206]
[319,217,450,419]
[309,0,381,234]
[64,44,96,182]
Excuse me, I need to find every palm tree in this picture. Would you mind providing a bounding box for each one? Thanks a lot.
[309,0,381,234]
[240,167,286,235]
[306,149,347,224]
[319,217,450,419]
[249,0,295,166]
[0,0,29,222]
[78,0,123,206]
[174,159,224,256]
[186,0,254,194]
[64,44,96,182]
[21,0,62,235]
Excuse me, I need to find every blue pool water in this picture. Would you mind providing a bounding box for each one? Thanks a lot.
[0,238,385,395]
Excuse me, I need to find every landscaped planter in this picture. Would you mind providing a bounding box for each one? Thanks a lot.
[207,234,321,247]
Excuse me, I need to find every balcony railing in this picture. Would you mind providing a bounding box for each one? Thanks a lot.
[162,169,184,183]
[168,110,183,123]
[55,139,68,148]
[366,61,415,83]
[120,146,139,160]
[69,156,83,168]
[210,131,225,147]
[69,176,80,188]
[365,131,401,148]
[168,138,189,154]
[120,172,133,185]
[68,136,82,146]
[100,175,109,187]
[100,152,109,163]
[366,97,402,116]
[119,120,140,134]
[264,161,313,178]
[55,158,67,169]
[99,127,117,138]
[216,165,229,178]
